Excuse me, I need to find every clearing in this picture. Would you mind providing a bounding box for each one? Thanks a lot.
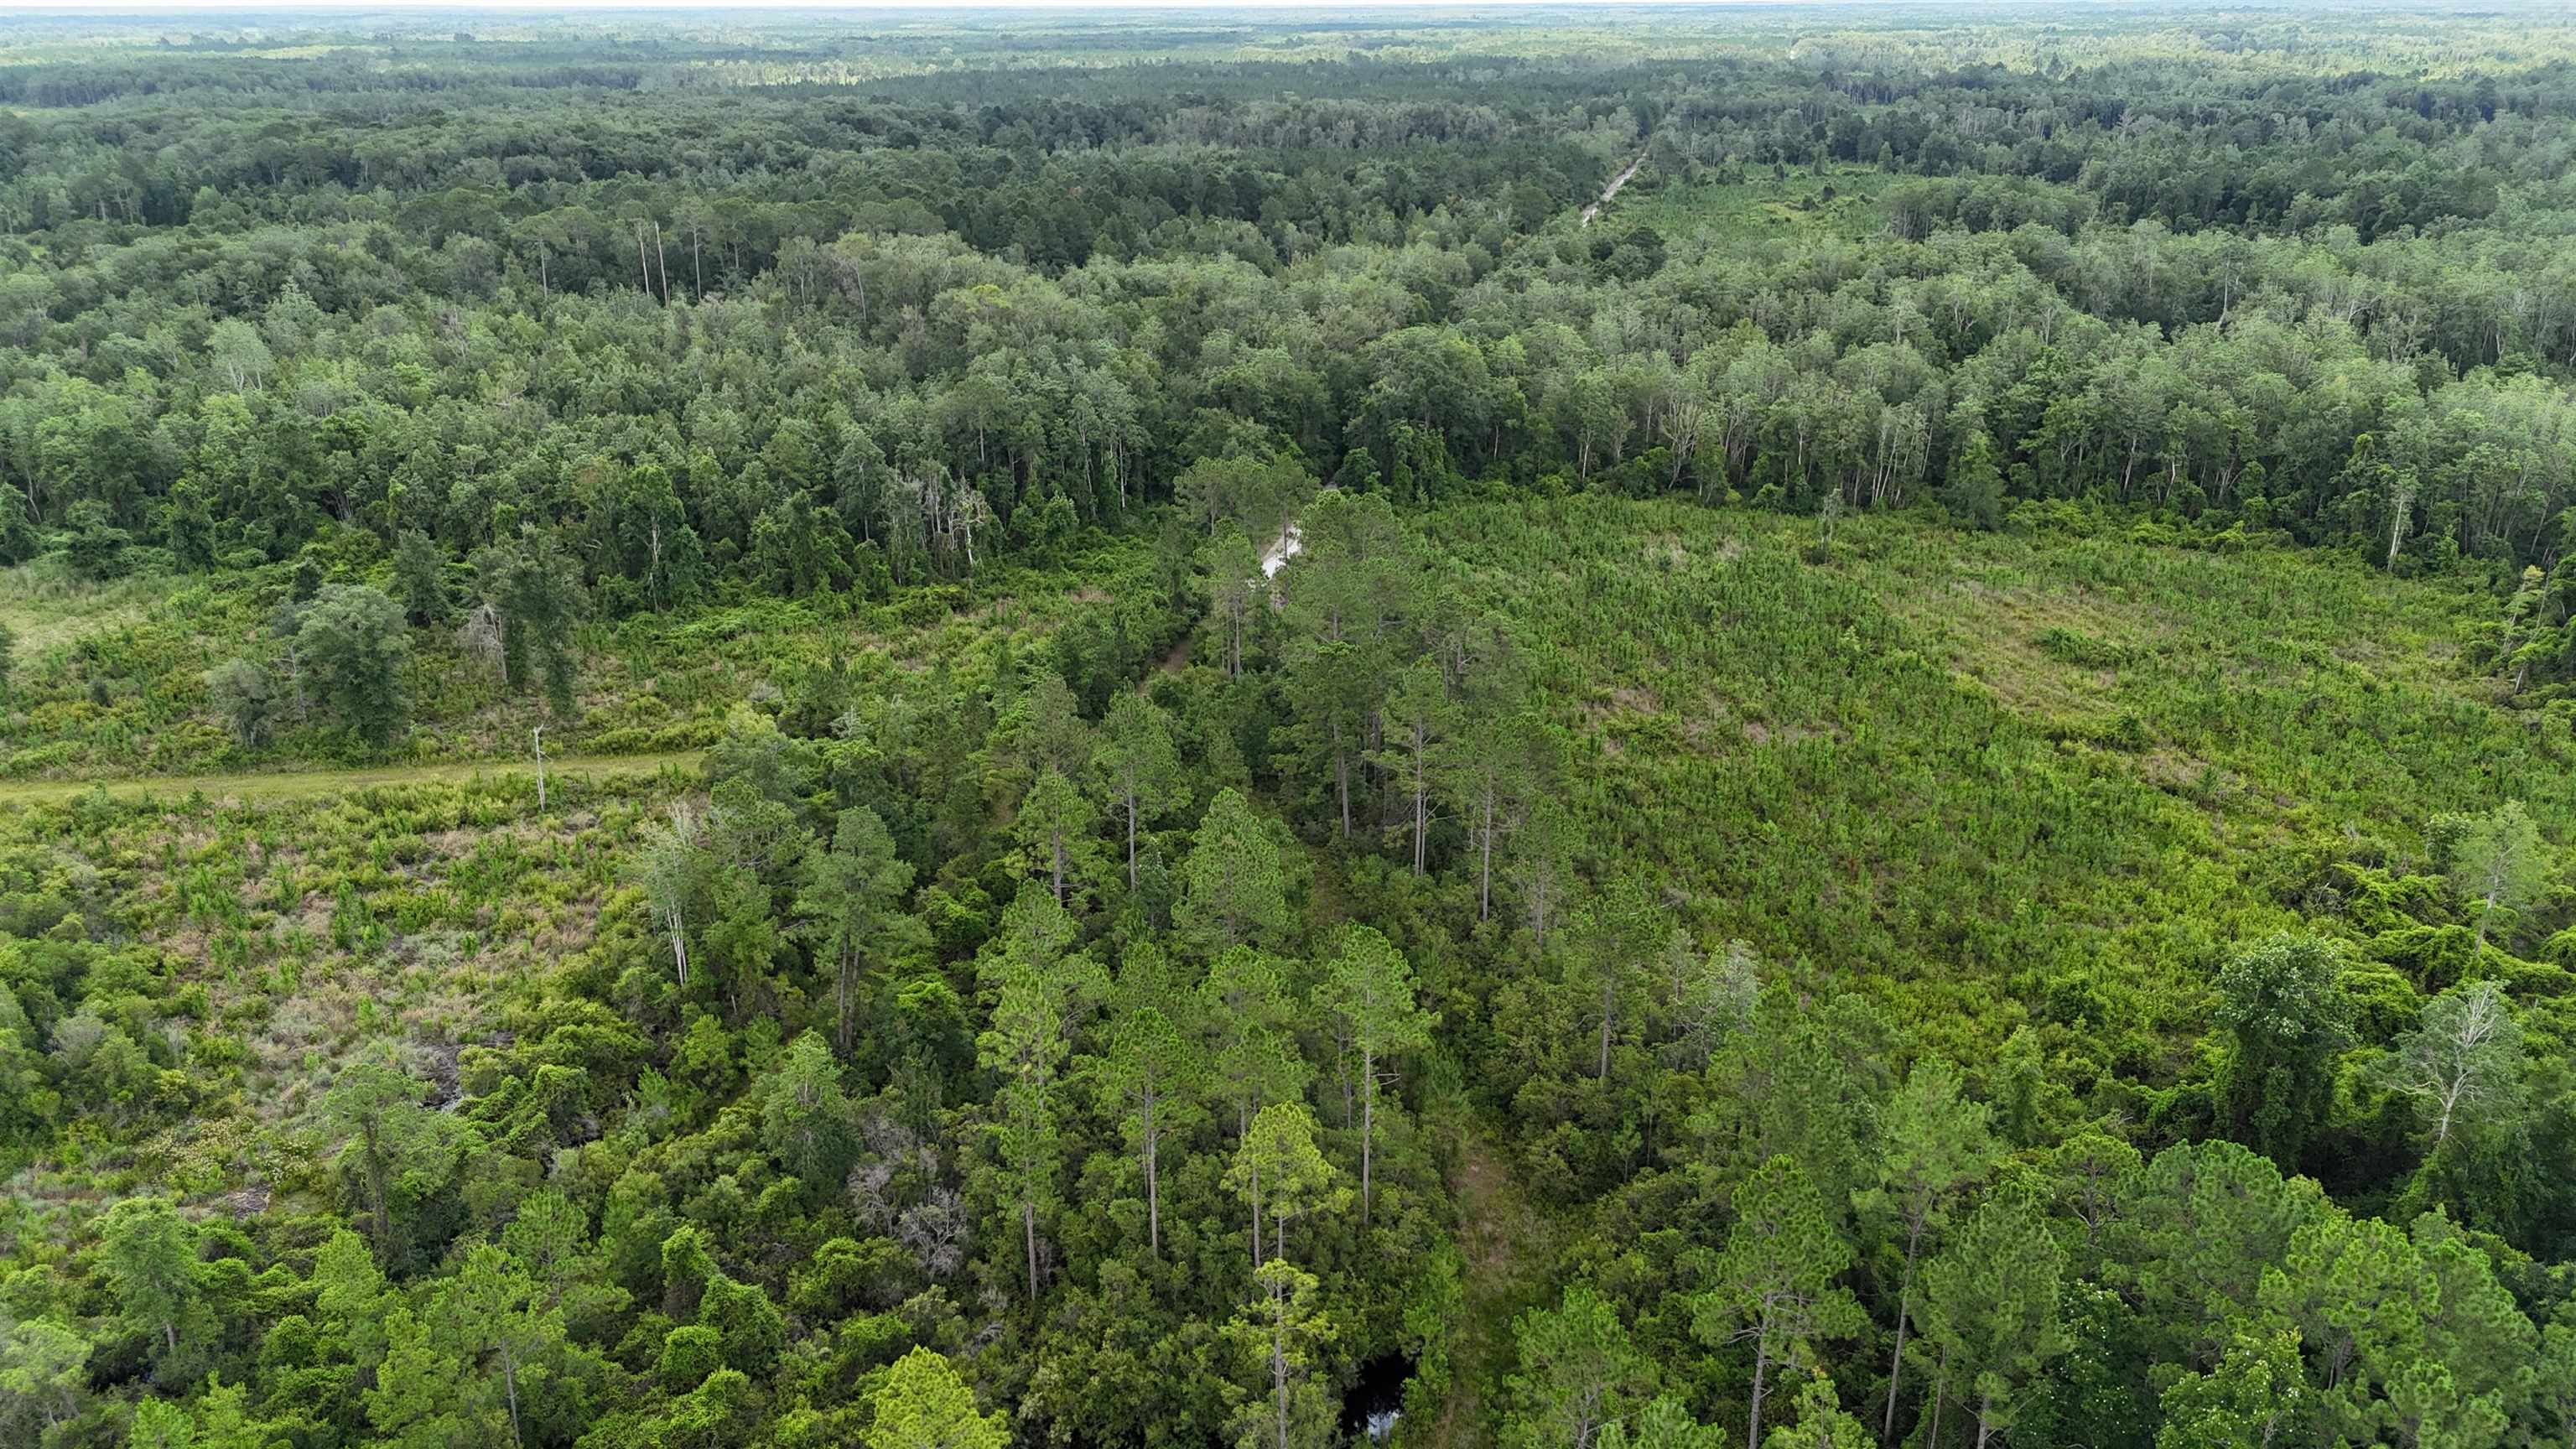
[0,750,701,806]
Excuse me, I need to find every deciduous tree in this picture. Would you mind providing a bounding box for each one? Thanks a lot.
[297,584,411,745]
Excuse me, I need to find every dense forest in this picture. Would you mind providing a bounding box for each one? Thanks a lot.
[2,6,2574,1449]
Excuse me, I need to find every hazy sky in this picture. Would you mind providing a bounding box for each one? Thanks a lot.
[20,0,1591,11]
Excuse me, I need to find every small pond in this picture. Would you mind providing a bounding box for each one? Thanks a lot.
[1340,1354,1414,1444]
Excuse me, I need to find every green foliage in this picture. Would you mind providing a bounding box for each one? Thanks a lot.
[4,13,2576,1449]
[2446,801,2549,947]
[296,584,412,747]
[65,500,133,582]
[1916,1187,2070,1444]
[200,658,277,750]
[1695,1157,1863,1447]
[1502,1283,1654,1449]
[97,1197,205,1379]
[865,1348,1005,1449]
[392,530,451,629]
[1180,787,1292,953]
[1224,1259,1337,1449]
[2213,932,2350,1169]
[1757,1376,1870,1449]
[2153,1327,2309,1449]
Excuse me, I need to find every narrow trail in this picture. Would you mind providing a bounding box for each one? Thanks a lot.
[1150,517,1302,683]
[1421,1128,1558,1449]
[0,750,702,807]
[1581,143,1652,227]
[1260,521,1304,577]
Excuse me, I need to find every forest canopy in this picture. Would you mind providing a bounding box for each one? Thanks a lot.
[2,7,2575,1449]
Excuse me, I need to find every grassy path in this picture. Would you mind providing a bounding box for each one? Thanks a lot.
[1581,141,1652,226]
[0,750,703,806]
[1420,1128,1559,1449]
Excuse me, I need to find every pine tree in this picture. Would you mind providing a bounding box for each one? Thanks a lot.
[2111,1141,2318,1367]
[1014,766,1100,908]
[1201,947,1312,1145]
[1854,1059,1998,1445]
[1202,528,1266,677]
[432,1243,564,1448]
[760,1031,853,1189]
[1695,1157,1863,1449]
[1091,692,1186,891]
[1370,659,1457,875]
[865,1348,1007,1449]
[1759,1375,1872,1449]
[99,1197,204,1375]
[980,974,1068,1308]
[1576,877,1661,1080]
[1917,1189,2070,1448]
[323,1049,449,1267]
[1319,926,1436,1225]
[366,1308,474,1446]
[1180,788,1294,952]
[1437,669,1540,921]
[1092,1002,1203,1255]
[0,1317,86,1436]
[312,1227,392,1374]
[1226,1259,1336,1449]
[1227,1102,1343,1268]
[1501,1283,1654,1449]
[793,806,920,1054]
[1601,1398,1729,1449]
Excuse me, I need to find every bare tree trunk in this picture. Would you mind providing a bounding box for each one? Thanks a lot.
[1478,792,1494,919]
[1883,1252,1919,1445]
[1334,724,1352,837]
[1024,1200,1039,1305]
[1747,1334,1773,1449]
[1360,1046,1375,1224]
[1143,1091,1160,1254]
[362,1118,391,1250]
[1413,771,1427,874]
[1274,1317,1291,1449]
[1600,978,1616,1078]
[837,950,856,1055]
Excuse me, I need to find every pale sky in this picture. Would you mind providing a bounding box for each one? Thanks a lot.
[17,0,1632,11]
